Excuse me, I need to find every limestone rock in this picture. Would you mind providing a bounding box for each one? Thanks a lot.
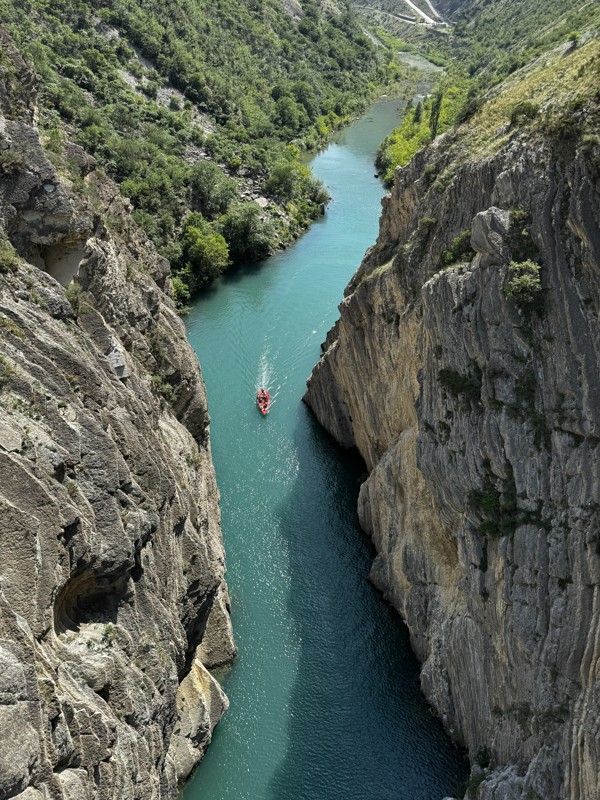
[470,207,510,267]
[195,585,237,669]
[168,656,230,783]
[0,29,234,800]
[305,96,600,799]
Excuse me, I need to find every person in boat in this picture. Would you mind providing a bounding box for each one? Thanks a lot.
[257,388,269,411]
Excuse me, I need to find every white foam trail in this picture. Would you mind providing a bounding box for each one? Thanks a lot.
[257,349,270,390]
[257,349,279,405]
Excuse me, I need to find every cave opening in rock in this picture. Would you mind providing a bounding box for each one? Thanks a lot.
[33,239,88,287]
[54,573,128,634]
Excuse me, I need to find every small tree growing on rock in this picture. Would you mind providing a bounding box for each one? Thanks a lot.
[502,259,542,309]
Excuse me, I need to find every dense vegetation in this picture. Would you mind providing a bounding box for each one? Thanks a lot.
[1,0,407,296]
[450,0,598,85]
[376,77,467,182]
[370,0,600,183]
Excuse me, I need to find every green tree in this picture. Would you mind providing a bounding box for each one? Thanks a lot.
[188,161,238,219]
[220,202,274,262]
[274,95,307,133]
[429,90,444,139]
[180,213,229,291]
[502,260,542,309]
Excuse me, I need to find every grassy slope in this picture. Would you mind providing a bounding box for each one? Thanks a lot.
[0,0,409,294]
[459,37,600,158]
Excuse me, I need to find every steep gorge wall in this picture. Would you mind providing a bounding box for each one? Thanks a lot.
[305,51,600,800]
[0,31,234,800]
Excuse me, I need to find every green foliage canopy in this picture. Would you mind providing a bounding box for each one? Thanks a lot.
[179,212,230,292]
[502,260,542,309]
[220,201,275,263]
[0,0,404,294]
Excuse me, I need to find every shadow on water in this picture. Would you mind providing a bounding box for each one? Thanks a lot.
[265,405,467,800]
[217,213,331,289]
[195,258,275,303]
[220,258,268,285]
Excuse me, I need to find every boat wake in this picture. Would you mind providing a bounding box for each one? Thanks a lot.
[256,349,282,405]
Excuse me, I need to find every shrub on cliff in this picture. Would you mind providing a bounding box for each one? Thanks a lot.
[509,100,539,127]
[0,354,14,389]
[441,230,475,267]
[502,259,542,308]
[508,209,539,262]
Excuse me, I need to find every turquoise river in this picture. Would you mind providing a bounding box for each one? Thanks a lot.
[183,97,467,800]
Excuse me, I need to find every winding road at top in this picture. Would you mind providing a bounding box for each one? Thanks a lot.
[355,0,447,27]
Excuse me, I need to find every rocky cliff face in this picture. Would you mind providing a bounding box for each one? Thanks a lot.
[305,40,600,800]
[0,30,234,800]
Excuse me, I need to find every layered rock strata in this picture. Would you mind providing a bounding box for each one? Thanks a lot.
[0,30,235,800]
[305,56,600,800]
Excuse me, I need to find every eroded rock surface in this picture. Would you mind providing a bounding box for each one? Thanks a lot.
[305,67,600,800]
[0,30,235,800]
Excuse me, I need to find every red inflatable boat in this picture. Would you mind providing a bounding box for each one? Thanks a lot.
[256,388,271,415]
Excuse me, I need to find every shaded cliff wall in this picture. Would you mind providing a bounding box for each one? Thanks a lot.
[305,40,600,800]
[0,30,234,800]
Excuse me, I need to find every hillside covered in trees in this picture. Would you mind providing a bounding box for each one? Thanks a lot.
[368,0,600,182]
[1,0,406,296]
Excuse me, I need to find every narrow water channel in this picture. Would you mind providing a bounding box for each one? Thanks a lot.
[183,97,467,800]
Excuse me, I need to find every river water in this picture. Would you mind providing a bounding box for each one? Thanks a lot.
[183,97,466,800]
